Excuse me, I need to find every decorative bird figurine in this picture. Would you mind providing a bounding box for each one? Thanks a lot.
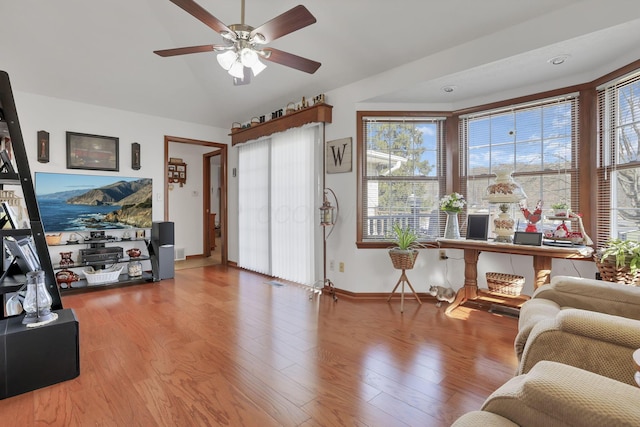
[520,200,543,232]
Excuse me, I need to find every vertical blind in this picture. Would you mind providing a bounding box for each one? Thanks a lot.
[597,71,640,245]
[238,140,270,275]
[271,127,317,284]
[238,125,320,285]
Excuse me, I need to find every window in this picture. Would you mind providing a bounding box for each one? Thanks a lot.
[459,95,580,229]
[357,112,445,246]
[597,72,640,243]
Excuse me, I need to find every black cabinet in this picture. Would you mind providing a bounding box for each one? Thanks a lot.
[0,308,79,399]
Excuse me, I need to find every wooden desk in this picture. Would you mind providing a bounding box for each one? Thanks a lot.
[438,239,594,314]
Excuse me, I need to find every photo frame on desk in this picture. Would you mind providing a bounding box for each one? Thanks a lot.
[513,231,543,246]
[466,214,489,240]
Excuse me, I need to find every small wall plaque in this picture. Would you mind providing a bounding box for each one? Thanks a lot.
[37,130,49,163]
[326,137,352,174]
[131,142,141,170]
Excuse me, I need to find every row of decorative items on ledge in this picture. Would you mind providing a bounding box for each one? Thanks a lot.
[231,93,326,132]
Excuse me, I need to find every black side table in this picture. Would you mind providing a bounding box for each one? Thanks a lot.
[0,308,79,399]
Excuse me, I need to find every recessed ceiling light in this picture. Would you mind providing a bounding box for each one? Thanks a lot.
[442,85,456,93]
[548,54,570,65]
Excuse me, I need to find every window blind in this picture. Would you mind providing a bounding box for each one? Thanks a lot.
[359,115,445,242]
[597,71,640,245]
[459,95,580,235]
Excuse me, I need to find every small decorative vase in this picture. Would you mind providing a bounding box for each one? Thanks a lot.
[444,211,461,239]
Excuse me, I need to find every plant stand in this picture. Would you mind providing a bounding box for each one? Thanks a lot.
[388,249,421,312]
[387,269,422,313]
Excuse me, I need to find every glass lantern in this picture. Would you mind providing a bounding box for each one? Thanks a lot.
[22,270,55,324]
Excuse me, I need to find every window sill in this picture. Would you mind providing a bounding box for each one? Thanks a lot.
[356,240,439,249]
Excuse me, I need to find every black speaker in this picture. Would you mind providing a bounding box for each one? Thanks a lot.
[151,221,174,280]
[152,221,174,246]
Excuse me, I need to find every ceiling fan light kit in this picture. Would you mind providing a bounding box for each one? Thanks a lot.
[155,0,321,85]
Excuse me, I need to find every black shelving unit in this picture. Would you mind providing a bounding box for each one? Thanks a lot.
[49,237,152,293]
[0,71,62,317]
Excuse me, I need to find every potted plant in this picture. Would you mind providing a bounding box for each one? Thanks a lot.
[440,193,466,239]
[551,202,570,217]
[594,238,640,285]
[388,223,421,270]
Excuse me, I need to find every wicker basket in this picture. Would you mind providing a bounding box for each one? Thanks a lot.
[45,233,62,245]
[595,255,640,286]
[389,249,418,270]
[486,272,525,296]
[84,266,123,285]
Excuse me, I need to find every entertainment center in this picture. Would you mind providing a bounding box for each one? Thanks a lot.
[47,230,154,293]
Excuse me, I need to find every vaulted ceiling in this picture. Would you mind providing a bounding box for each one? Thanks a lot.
[2,0,640,129]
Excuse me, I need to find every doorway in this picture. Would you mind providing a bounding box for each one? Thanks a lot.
[164,136,227,266]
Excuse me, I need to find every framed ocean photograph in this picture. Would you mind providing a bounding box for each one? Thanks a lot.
[35,172,152,233]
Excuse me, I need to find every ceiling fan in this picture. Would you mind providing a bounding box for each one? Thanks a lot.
[154,0,321,85]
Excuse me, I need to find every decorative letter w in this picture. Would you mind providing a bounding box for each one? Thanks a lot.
[330,144,347,167]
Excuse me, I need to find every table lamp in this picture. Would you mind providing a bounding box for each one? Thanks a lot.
[483,170,527,242]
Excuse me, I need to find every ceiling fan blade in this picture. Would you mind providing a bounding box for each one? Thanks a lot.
[153,44,220,57]
[169,0,235,37]
[250,5,316,44]
[262,48,321,74]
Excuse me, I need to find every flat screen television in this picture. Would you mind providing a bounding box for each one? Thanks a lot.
[35,172,152,232]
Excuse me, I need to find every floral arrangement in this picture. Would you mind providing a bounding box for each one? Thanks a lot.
[440,193,466,213]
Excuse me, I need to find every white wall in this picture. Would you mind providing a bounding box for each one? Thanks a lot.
[14,91,230,265]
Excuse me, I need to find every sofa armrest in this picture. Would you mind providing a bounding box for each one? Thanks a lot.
[518,309,640,385]
[515,298,561,360]
[484,361,640,427]
[531,275,640,319]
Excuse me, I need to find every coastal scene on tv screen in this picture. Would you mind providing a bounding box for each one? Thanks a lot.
[35,172,152,232]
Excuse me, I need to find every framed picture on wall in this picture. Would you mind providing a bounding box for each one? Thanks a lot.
[66,131,119,171]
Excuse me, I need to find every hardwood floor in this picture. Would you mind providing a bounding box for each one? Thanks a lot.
[0,265,520,426]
